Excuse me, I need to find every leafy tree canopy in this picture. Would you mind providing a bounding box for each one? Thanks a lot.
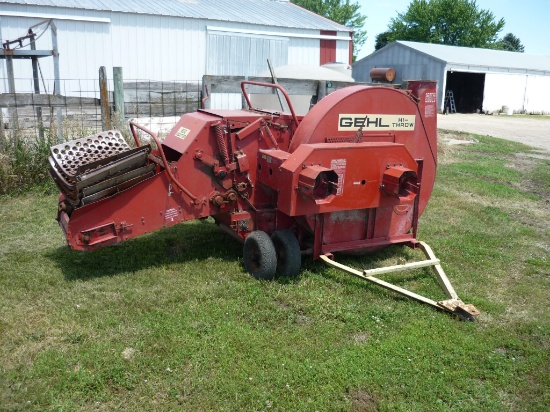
[291,0,367,61]
[380,0,505,49]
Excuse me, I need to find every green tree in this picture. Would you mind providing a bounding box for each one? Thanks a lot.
[498,33,525,52]
[291,0,367,61]
[382,0,505,49]
[374,31,390,50]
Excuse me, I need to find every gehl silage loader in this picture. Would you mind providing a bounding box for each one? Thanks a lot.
[48,78,479,320]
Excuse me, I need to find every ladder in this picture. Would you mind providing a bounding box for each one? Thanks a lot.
[444,90,456,114]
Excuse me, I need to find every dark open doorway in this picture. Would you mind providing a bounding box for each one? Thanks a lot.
[445,71,485,113]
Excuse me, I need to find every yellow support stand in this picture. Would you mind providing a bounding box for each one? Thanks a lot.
[321,242,480,321]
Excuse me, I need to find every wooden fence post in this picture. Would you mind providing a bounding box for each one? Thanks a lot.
[30,32,44,140]
[5,55,18,136]
[51,21,63,143]
[99,66,112,130]
[113,67,125,126]
[0,109,5,144]
[202,75,211,110]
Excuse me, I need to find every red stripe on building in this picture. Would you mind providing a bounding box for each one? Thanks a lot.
[320,30,336,65]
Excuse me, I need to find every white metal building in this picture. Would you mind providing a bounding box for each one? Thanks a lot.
[353,41,550,114]
[0,0,353,103]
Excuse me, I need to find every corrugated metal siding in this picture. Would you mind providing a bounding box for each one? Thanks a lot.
[353,43,444,83]
[319,31,336,65]
[206,30,289,110]
[206,32,288,76]
[288,37,318,66]
[354,41,550,114]
[1,0,352,32]
[109,12,206,81]
[353,43,466,110]
[335,36,350,65]
[1,5,348,76]
[399,41,550,74]
[1,1,352,112]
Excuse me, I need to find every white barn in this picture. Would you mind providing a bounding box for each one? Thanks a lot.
[353,41,550,114]
[0,0,353,101]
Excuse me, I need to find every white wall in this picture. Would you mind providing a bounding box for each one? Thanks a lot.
[0,5,208,90]
[1,4,351,113]
[110,13,206,81]
[335,33,351,64]
[483,73,550,114]
[524,75,550,114]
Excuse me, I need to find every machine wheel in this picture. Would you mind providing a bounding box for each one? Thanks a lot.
[271,230,301,278]
[243,231,277,280]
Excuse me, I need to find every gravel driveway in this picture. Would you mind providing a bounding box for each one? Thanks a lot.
[437,114,550,154]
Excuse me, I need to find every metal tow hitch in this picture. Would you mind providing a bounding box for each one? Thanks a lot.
[321,241,480,321]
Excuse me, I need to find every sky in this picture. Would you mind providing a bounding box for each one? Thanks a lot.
[354,0,550,60]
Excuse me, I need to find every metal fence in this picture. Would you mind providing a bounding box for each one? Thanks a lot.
[0,77,202,141]
[1,74,360,142]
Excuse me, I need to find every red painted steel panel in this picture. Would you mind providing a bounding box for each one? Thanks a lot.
[320,30,337,65]
[288,83,437,218]
[349,31,353,65]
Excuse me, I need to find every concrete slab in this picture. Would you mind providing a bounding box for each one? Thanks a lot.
[437,114,550,154]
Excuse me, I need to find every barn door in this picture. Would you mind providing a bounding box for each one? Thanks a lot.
[320,30,336,65]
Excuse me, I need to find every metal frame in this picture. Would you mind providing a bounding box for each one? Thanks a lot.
[0,19,62,141]
[129,120,199,203]
[240,80,299,127]
[320,241,480,320]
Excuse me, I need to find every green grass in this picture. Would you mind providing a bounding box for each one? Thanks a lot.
[1,133,549,411]
[509,114,550,120]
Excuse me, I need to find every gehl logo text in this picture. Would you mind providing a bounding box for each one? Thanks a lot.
[338,114,416,131]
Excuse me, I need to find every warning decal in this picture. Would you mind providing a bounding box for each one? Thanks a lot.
[175,127,191,139]
[331,158,346,196]
[165,208,178,222]
[424,92,437,118]
[425,92,437,103]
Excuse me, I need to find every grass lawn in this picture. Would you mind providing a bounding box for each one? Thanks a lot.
[1,132,549,411]
[509,114,550,120]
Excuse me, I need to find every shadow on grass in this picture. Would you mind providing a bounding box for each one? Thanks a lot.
[272,243,433,287]
[46,219,243,281]
[47,219,439,306]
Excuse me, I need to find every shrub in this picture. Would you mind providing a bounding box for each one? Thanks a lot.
[0,130,57,194]
[0,114,108,195]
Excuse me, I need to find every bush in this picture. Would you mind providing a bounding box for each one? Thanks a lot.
[0,130,57,195]
[0,114,109,195]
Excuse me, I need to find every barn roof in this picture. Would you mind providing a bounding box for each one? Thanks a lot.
[1,0,352,32]
[392,41,550,73]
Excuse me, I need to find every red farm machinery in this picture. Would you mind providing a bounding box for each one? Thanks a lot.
[49,80,479,320]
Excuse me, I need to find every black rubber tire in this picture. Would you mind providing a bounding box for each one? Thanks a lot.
[271,230,301,278]
[243,231,277,280]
